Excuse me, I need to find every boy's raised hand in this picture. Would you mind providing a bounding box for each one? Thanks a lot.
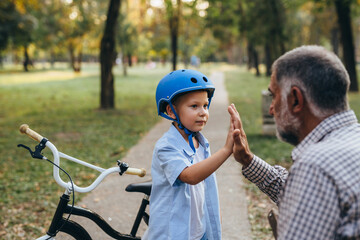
[224,111,235,155]
[227,104,253,168]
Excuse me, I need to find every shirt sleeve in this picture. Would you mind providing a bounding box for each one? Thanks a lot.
[277,162,339,240]
[242,155,288,204]
[157,145,191,186]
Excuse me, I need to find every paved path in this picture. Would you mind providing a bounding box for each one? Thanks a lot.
[60,72,252,239]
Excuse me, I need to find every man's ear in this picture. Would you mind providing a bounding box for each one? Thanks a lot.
[290,86,304,113]
[166,104,176,119]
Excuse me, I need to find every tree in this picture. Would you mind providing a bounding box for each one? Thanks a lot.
[165,0,182,71]
[238,0,287,76]
[100,0,121,109]
[334,0,358,91]
[207,0,240,64]
[60,0,96,72]
[0,1,37,71]
[33,0,65,67]
[117,18,136,76]
[0,1,18,65]
[117,2,138,76]
[180,0,211,67]
[237,0,261,75]
[13,14,37,72]
[263,0,286,76]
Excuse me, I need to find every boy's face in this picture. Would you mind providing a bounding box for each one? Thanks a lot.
[169,91,209,132]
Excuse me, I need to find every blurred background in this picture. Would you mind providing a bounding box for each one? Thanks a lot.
[1,0,360,91]
[1,0,360,239]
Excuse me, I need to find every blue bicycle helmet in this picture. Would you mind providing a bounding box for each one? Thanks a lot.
[155,69,215,153]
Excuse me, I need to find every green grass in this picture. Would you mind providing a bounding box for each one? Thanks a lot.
[224,65,360,240]
[0,63,169,239]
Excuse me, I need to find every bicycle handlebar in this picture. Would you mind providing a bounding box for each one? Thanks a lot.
[20,124,44,142]
[125,167,146,177]
[19,124,147,193]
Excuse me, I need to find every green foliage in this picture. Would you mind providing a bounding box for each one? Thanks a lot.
[0,64,168,239]
[206,0,239,39]
[2,0,360,71]
[0,1,18,51]
[0,1,36,50]
[117,12,137,57]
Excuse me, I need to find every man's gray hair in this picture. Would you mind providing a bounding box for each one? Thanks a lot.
[272,45,350,118]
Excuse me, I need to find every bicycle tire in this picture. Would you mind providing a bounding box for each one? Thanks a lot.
[54,219,92,240]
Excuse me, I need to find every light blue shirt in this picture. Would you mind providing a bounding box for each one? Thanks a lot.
[148,124,222,240]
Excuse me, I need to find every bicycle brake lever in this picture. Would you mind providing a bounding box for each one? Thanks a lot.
[18,138,48,159]
[17,144,33,153]
[117,160,129,175]
[17,144,42,159]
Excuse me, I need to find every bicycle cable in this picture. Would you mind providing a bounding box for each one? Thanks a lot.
[43,156,75,240]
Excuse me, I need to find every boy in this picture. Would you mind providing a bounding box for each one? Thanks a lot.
[148,69,234,240]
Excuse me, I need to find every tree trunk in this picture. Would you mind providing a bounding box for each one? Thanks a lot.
[100,0,121,109]
[226,43,235,64]
[23,45,30,72]
[0,52,3,68]
[253,48,260,76]
[334,0,358,92]
[183,18,190,69]
[122,54,127,76]
[170,19,178,71]
[50,51,55,68]
[127,53,132,67]
[268,0,285,55]
[247,44,260,76]
[247,44,253,70]
[69,44,80,72]
[264,42,272,76]
[331,27,339,56]
[76,49,82,72]
[167,0,181,71]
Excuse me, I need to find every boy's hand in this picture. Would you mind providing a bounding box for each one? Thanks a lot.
[224,113,235,155]
[228,104,253,168]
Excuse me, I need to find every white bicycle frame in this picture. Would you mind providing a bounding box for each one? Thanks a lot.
[19,124,146,240]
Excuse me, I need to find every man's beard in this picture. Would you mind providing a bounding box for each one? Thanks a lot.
[275,103,301,146]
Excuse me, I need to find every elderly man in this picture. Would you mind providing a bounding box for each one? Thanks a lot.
[228,45,360,239]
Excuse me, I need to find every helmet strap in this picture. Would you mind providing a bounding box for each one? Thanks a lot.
[184,128,196,154]
[167,103,197,153]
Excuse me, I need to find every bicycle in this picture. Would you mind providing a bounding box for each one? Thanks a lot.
[17,124,152,240]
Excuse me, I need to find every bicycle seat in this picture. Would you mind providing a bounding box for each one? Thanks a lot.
[126,180,152,196]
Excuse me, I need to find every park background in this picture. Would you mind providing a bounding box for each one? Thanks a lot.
[2,0,360,239]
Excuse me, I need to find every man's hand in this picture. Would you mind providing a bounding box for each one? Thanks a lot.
[228,104,253,168]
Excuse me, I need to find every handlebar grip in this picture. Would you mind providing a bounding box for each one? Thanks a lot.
[126,167,146,177]
[19,124,44,142]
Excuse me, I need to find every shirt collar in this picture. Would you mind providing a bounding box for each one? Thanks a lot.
[291,110,358,161]
[169,124,210,156]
